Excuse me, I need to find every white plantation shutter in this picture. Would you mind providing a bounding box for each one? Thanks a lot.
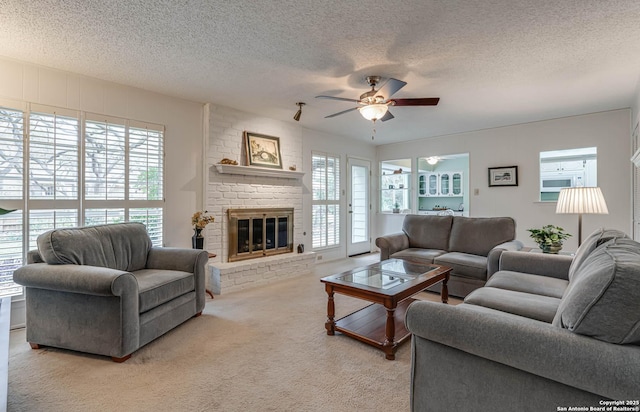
[129,124,164,201]
[0,211,23,296]
[85,117,126,200]
[29,110,79,199]
[28,209,78,249]
[130,207,163,246]
[0,106,24,199]
[312,152,340,249]
[84,208,125,226]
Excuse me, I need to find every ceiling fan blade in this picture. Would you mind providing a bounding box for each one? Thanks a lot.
[375,78,407,100]
[391,98,440,106]
[324,107,358,118]
[380,111,395,122]
[315,95,360,103]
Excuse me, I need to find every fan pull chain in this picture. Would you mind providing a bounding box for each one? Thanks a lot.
[372,119,377,140]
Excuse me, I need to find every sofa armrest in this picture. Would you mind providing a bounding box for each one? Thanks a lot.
[146,247,209,312]
[486,240,524,277]
[405,301,640,400]
[375,233,409,260]
[146,247,208,272]
[498,250,572,280]
[13,263,136,296]
[27,249,44,264]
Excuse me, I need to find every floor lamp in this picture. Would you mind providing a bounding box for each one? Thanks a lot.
[555,187,609,246]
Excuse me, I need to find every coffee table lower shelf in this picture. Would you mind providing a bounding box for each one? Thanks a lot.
[334,298,415,351]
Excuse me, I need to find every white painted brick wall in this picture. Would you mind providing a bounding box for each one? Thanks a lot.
[207,252,317,294]
[205,103,306,271]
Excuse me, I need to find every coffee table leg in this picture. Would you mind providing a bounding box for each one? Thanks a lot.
[325,287,335,335]
[441,272,450,304]
[382,307,397,360]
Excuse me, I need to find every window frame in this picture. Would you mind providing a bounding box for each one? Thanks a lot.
[311,151,341,250]
[0,102,166,298]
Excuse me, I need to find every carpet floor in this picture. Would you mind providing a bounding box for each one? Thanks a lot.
[7,254,456,412]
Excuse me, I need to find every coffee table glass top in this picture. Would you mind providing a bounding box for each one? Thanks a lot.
[336,259,439,290]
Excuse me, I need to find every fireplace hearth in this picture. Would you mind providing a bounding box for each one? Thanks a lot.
[227,208,293,262]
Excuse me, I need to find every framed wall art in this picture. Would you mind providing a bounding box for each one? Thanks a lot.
[488,166,518,187]
[244,131,283,169]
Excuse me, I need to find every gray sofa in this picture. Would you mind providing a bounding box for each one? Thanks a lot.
[405,228,640,411]
[375,215,523,297]
[14,222,208,362]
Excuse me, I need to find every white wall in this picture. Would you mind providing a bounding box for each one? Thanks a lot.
[302,128,377,261]
[0,57,205,248]
[376,109,632,252]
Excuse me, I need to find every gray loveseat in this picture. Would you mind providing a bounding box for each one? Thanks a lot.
[375,215,523,297]
[405,228,640,411]
[14,222,208,362]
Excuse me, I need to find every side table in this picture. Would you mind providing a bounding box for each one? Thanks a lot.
[206,253,216,299]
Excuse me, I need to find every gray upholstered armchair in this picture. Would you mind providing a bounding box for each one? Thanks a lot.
[14,222,208,362]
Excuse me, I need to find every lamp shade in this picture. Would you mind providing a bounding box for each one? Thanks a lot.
[556,187,609,214]
[359,104,388,121]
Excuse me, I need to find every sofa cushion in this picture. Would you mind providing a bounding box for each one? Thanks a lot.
[133,269,195,313]
[486,271,568,299]
[553,238,640,344]
[37,222,151,272]
[434,252,487,280]
[465,287,561,323]
[448,217,515,257]
[391,248,448,265]
[403,215,453,251]
[567,228,628,281]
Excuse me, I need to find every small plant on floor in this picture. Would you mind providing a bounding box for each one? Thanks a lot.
[527,225,571,253]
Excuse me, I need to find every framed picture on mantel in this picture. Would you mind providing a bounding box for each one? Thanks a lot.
[244,131,283,169]
[488,166,518,187]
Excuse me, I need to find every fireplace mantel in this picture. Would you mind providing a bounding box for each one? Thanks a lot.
[213,164,304,180]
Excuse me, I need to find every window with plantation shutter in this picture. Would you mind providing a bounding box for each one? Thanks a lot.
[0,103,166,297]
[28,209,78,250]
[84,208,125,226]
[0,107,24,200]
[312,152,340,249]
[130,126,163,201]
[130,207,163,245]
[0,211,23,296]
[85,119,125,200]
[29,111,79,199]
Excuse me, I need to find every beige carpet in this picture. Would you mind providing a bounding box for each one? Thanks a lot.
[8,254,456,412]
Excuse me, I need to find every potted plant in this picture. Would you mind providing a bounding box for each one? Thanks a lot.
[527,225,571,254]
[392,202,400,214]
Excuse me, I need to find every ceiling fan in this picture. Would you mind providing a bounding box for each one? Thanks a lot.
[316,76,440,122]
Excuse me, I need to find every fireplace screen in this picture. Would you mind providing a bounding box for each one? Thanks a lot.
[228,208,293,262]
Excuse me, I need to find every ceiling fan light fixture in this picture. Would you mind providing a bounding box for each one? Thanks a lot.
[359,104,388,121]
[427,156,439,165]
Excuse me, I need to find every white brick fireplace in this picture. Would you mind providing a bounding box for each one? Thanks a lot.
[204,103,315,293]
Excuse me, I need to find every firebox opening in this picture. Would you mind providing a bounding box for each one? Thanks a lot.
[228,208,293,262]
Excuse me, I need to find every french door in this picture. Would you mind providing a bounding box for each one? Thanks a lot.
[347,157,370,256]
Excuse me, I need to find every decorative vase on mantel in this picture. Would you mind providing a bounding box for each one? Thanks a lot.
[541,243,563,254]
[192,228,204,249]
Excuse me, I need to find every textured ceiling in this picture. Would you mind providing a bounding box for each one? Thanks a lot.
[1,0,639,144]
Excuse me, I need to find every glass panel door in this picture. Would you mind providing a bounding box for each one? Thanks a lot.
[347,158,370,256]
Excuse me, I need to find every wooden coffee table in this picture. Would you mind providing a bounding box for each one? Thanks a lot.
[320,259,451,360]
